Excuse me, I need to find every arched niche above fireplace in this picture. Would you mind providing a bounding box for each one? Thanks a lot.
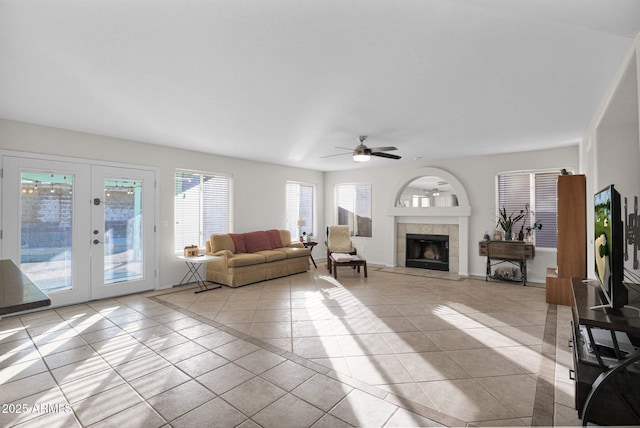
[388,167,470,214]
[397,175,458,207]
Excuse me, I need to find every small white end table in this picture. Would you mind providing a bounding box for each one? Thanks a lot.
[175,254,221,293]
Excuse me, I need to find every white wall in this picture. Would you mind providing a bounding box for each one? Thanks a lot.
[581,34,640,279]
[324,145,580,283]
[0,119,325,288]
[0,118,583,287]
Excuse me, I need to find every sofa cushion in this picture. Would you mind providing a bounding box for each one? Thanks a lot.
[244,231,273,253]
[279,229,292,246]
[265,229,283,248]
[227,253,266,267]
[229,233,247,253]
[276,246,310,259]
[255,250,287,262]
[211,234,236,253]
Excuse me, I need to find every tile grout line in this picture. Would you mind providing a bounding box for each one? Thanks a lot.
[146,295,362,426]
[149,292,465,427]
[4,274,554,427]
[532,302,557,426]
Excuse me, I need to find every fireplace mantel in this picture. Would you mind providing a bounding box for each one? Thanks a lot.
[388,206,471,218]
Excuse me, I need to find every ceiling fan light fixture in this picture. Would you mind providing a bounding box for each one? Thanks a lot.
[353,144,371,162]
[353,152,371,162]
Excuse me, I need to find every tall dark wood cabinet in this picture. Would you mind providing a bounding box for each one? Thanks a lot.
[546,174,586,306]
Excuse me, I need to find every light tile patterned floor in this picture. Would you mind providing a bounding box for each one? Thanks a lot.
[0,267,582,427]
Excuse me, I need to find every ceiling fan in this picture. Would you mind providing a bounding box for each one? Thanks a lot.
[322,136,401,162]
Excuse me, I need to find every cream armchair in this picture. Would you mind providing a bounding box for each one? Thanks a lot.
[325,225,357,266]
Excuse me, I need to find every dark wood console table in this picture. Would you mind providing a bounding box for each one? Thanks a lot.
[570,278,640,425]
[479,240,535,285]
[0,259,51,317]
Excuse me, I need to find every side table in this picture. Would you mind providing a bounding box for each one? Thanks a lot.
[175,255,221,293]
[302,241,318,268]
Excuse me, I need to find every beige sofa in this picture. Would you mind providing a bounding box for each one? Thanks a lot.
[205,229,310,287]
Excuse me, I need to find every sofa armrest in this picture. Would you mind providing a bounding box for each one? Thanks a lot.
[288,242,304,248]
[206,249,233,271]
[210,249,233,257]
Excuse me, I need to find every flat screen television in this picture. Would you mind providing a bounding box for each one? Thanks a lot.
[594,184,628,309]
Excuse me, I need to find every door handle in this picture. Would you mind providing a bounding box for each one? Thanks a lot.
[93,239,102,245]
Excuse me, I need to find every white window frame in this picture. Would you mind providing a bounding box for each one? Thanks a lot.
[174,169,233,251]
[335,183,372,237]
[286,181,316,240]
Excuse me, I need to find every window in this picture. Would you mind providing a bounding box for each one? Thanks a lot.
[336,183,372,237]
[497,171,558,248]
[175,170,232,250]
[286,181,314,240]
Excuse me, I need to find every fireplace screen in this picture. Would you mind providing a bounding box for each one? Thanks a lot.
[405,234,449,271]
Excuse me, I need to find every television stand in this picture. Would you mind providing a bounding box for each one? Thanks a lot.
[570,278,640,425]
[589,303,640,315]
[622,304,640,316]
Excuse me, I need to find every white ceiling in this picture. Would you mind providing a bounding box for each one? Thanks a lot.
[1,0,640,171]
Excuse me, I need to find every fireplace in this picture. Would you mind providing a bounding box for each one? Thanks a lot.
[405,233,449,271]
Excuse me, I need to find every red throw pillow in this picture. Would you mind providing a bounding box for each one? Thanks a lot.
[229,233,246,253]
[243,231,272,253]
[265,229,283,248]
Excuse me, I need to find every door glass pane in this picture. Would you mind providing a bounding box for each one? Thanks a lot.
[104,179,143,284]
[20,172,73,292]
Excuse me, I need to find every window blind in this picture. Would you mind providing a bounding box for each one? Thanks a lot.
[336,183,372,237]
[175,171,231,250]
[337,184,355,231]
[497,171,558,248]
[534,172,558,248]
[498,173,531,233]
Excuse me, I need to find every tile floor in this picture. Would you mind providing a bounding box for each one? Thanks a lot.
[0,266,582,427]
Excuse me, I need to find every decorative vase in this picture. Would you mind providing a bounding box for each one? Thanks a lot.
[505,231,512,240]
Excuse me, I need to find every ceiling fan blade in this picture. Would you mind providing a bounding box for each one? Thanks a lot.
[368,146,397,152]
[371,152,401,160]
[320,152,350,159]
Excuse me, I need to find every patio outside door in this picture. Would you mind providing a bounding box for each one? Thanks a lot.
[89,166,155,300]
[1,155,157,308]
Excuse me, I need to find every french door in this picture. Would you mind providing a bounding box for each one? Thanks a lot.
[90,166,155,300]
[1,155,157,307]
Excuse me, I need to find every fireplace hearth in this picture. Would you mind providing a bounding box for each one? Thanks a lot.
[405,233,449,271]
